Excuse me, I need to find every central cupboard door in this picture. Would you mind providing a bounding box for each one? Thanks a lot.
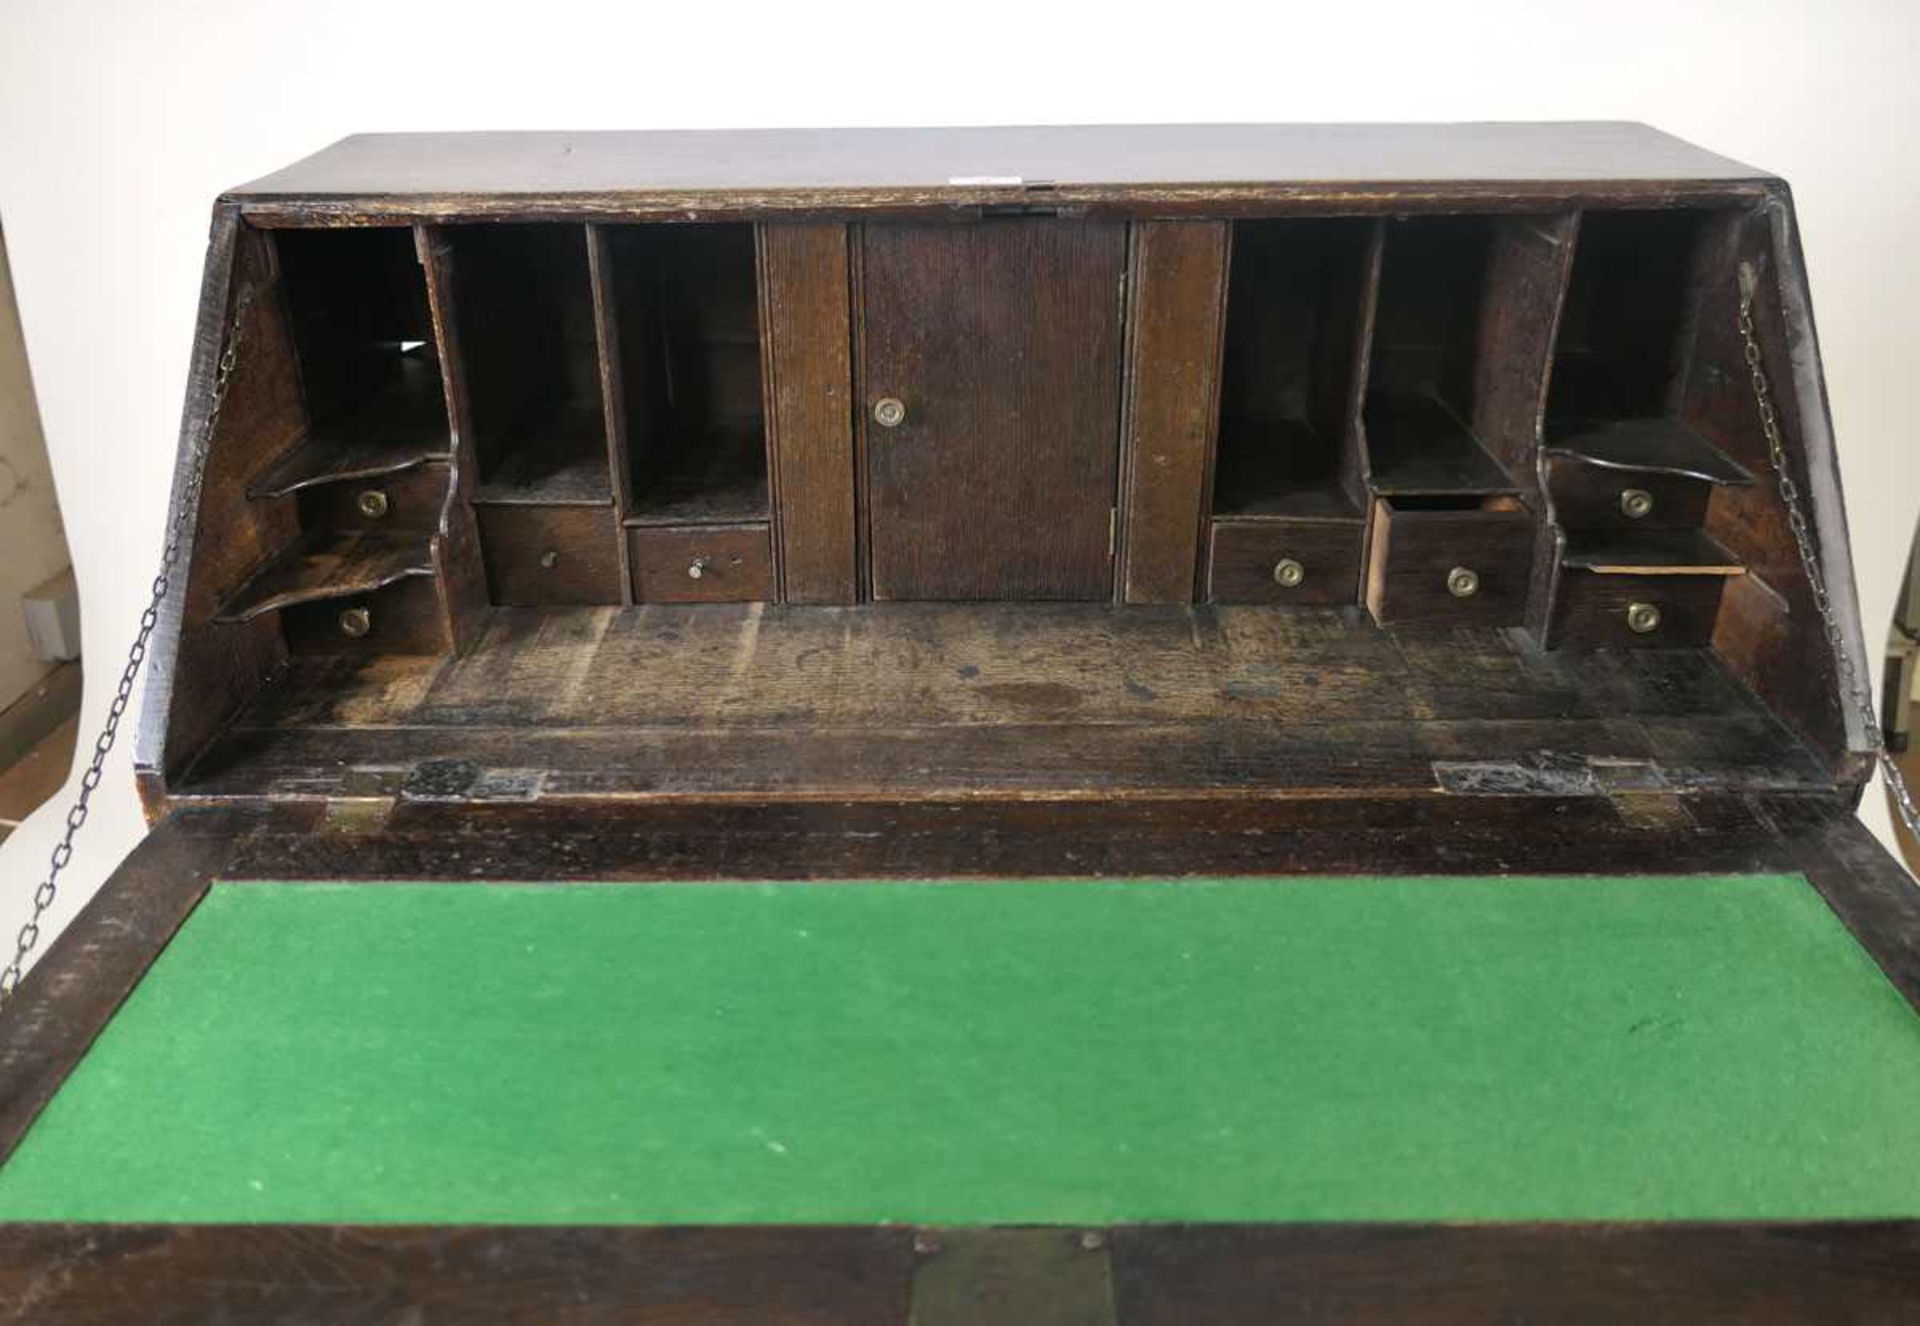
[861,220,1127,600]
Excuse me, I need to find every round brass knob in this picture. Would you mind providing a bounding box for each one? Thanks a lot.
[539,549,560,569]
[687,557,709,580]
[1446,566,1480,599]
[1620,488,1655,520]
[1626,601,1662,634]
[356,489,390,520]
[872,397,907,429]
[1272,557,1306,589]
[338,606,372,639]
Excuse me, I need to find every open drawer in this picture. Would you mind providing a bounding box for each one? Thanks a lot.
[1363,495,1535,627]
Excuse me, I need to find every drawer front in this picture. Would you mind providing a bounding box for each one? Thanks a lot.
[1544,457,1711,532]
[629,523,774,603]
[476,506,623,605]
[300,463,451,535]
[1548,570,1729,648]
[1208,519,1364,605]
[1364,500,1535,627]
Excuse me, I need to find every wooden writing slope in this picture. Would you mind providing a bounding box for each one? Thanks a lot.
[2,124,1917,1320]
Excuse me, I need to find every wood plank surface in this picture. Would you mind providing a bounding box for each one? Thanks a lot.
[1119,221,1228,604]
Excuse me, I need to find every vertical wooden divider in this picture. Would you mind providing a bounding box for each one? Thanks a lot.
[1349,221,1389,589]
[760,223,858,604]
[416,224,490,650]
[586,224,636,603]
[1117,221,1229,605]
[1466,211,1579,638]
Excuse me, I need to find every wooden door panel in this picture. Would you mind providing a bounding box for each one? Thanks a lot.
[861,220,1126,601]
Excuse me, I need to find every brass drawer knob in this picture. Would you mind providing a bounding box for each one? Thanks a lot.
[1626,601,1662,634]
[539,549,560,570]
[1446,566,1480,599]
[1620,488,1655,520]
[687,557,710,580]
[1272,557,1306,588]
[338,606,372,639]
[872,397,907,429]
[356,489,390,520]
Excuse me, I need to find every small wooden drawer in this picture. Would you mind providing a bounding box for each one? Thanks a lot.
[299,463,452,534]
[1548,570,1731,648]
[1208,518,1364,605]
[279,577,450,656]
[1364,496,1534,627]
[628,522,774,603]
[1544,457,1712,532]
[476,506,623,605]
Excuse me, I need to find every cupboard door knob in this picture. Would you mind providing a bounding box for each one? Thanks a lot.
[1626,601,1662,634]
[338,606,372,639]
[872,397,907,428]
[1620,488,1655,520]
[1273,557,1306,588]
[1446,566,1480,599]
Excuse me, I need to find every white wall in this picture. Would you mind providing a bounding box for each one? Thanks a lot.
[0,231,68,710]
[1,0,1915,961]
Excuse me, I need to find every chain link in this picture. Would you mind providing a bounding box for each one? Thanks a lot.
[0,286,253,1006]
[1737,263,1920,845]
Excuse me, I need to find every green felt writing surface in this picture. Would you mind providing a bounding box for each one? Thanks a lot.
[1,874,1918,1224]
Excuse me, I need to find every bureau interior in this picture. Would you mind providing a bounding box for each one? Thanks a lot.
[162,205,1846,806]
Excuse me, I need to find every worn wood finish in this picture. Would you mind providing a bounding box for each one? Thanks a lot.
[861,219,1126,601]
[1545,456,1714,531]
[474,506,623,605]
[629,523,774,603]
[1119,221,1228,604]
[415,225,491,655]
[1107,1221,1920,1325]
[762,224,857,604]
[1207,519,1363,605]
[0,1224,919,1324]
[0,817,215,1164]
[212,528,436,622]
[1547,570,1730,649]
[168,603,1830,803]
[227,124,1774,228]
[147,219,299,786]
[1364,499,1535,627]
[1691,208,1858,775]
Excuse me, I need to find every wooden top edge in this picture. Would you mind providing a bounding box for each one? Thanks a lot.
[225,122,1775,206]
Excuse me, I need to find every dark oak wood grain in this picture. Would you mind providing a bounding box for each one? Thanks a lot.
[629,523,774,603]
[861,219,1125,601]
[762,223,857,604]
[474,506,623,606]
[1119,221,1228,604]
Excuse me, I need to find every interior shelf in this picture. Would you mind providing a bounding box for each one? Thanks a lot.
[214,530,436,623]
[249,354,452,498]
[1363,393,1519,495]
[625,420,770,526]
[1543,417,1756,486]
[1211,416,1360,520]
[1561,528,1747,576]
[471,400,614,506]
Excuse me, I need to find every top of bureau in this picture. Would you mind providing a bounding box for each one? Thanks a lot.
[226,122,1774,221]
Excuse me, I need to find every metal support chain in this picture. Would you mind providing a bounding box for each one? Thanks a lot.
[1737,263,1920,846]
[0,286,254,1005]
